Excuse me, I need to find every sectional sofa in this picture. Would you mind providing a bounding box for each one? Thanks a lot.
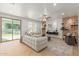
[22,34,48,52]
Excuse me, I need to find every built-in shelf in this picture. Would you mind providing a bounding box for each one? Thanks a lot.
[71,25,78,26]
[62,16,78,42]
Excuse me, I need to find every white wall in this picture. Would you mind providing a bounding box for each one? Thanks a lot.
[21,19,28,36]
[21,19,41,36]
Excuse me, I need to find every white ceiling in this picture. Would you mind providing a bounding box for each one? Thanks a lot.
[1,3,79,21]
[20,3,79,20]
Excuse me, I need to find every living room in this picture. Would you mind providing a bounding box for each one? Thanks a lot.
[0,3,79,56]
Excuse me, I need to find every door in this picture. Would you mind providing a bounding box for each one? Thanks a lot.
[13,20,21,40]
[2,17,21,42]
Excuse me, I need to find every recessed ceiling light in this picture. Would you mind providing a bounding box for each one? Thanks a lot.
[61,13,64,15]
[53,3,56,6]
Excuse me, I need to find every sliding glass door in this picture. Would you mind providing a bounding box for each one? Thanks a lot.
[2,17,21,42]
[13,20,21,40]
[2,18,12,41]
